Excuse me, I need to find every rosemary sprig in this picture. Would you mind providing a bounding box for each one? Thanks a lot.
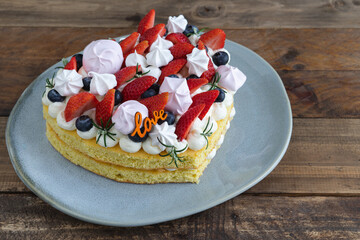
[207,72,227,93]
[157,138,188,168]
[186,28,207,37]
[42,72,56,97]
[126,63,150,82]
[200,118,214,149]
[55,58,69,69]
[93,118,116,148]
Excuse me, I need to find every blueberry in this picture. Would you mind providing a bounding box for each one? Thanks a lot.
[128,126,148,142]
[47,89,65,102]
[82,77,92,91]
[158,111,175,125]
[114,90,122,105]
[186,74,199,80]
[73,53,83,71]
[183,24,199,36]
[215,88,225,102]
[148,83,160,94]
[164,27,169,37]
[167,74,179,78]
[75,115,93,132]
[141,88,157,99]
[212,51,229,66]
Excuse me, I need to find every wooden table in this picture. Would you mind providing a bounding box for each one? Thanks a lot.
[1,1,360,239]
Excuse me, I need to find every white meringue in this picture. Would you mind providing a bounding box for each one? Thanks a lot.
[186,48,209,77]
[125,50,147,68]
[150,35,173,51]
[112,100,149,135]
[217,65,246,92]
[166,15,188,33]
[53,69,83,96]
[143,66,162,79]
[146,46,173,67]
[188,34,200,46]
[159,77,193,115]
[78,66,88,78]
[88,71,117,96]
[149,122,178,151]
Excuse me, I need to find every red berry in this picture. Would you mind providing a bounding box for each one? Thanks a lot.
[137,9,155,35]
[64,56,77,70]
[201,59,216,81]
[64,92,98,122]
[199,28,226,50]
[122,76,157,101]
[131,40,149,55]
[158,59,187,85]
[165,33,191,45]
[139,24,166,47]
[197,40,206,50]
[120,32,140,56]
[175,104,205,141]
[189,90,219,120]
[187,78,208,94]
[114,66,140,88]
[139,92,169,119]
[95,89,116,126]
[169,43,194,59]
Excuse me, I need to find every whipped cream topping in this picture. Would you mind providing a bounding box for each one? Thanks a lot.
[207,148,217,159]
[171,139,188,153]
[217,65,246,92]
[83,39,123,74]
[42,89,52,106]
[166,15,188,33]
[53,69,83,96]
[142,138,162,154]
[150,35,173,51]
[112,100,149,135]
[125,50,147,68]
[188,34,200,46]
[48,102,66,118]
[77,126,97,140]
[88,71,117,96]
[159,77,193,115]
[96,127,121,148]
[149,122,177,151]
[143,66,162,79]
[78,66,88,78]
[186,48,209,77]
[119,136,142,153]
[223,91,233,107]
[230,107,236,118]
[146,46,173,67]
[57,111,76,130]
[212,102,227,121]
[217,135,224,146]
[187,128,207,151]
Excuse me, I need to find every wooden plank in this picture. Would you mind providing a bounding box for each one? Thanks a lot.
[1,118,360,194]
[1,0,360,28]
[0,194,359,239]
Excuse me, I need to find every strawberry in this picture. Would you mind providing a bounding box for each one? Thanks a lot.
[64,56,77,70]
[165,33,191,45]
[114,66,141,88]
[187,78,208,94]
[169,43,194,59]
[139,24,166,47]
[120,32,140,56]
[139,92,169,119]
[199,28,226,50]
[64,92,98,122]
[201,59,216,81]
[189,90,219,120]
[197,40,205,50]
[129,40,149,55]
[137,9,155,35]
[95,89,115,126]
[158,59,187,85]
[122,76,156,101]
[175,104,205,141]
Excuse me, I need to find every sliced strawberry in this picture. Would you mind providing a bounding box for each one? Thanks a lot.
[114,66,141,88]
[122,76,156,101]
[175,104,205,141]
[139,24,166,47]
[139,92,169,119]
[137,9,155,35]
[201,59,216,81]
[64,92,98,122]
[169,43,194,59]
[189,90,219,120]
[165,33,191,45]
[129,40,149,55]
[95,89,115,126]
[120,32,140,56]
[197,40,205,50]
[199,28,226,50]
[158,59,187,85]
[187,78,208,94]
[64,56,77,70]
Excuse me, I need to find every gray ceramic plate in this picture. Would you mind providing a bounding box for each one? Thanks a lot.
[6,39,292,227]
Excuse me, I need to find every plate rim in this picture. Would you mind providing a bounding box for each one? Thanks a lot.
[5,39,292,227]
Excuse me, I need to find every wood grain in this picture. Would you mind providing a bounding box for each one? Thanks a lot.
[2,118,360,194]
[1,0,360,28]
[0,194,359,239]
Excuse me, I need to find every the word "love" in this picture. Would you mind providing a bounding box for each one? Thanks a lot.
[131,110,168,138]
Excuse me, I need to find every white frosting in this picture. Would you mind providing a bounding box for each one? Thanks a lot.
[217,135,224,146]
[77,126,97,139]
[143,66,162,79]
[188,34,200,46]
[207,148,217,159]
[42,88,52,106]
[165,168,177,171]
[172,139,188,153]
[125,51,147,68]
[119,136,142,153]
[146,46,173,67]
[217,65,246,92]
[149,122,177,151]
[78,66,88,78]
[213,48,231,66]
[88,71,117,96]
[166,15,188,33]
[56,111,76,130]
[187,128,206,151]
[159,77,193,115]
[53,69,83,96]
[212,102,227,121]
[186,48,209,77]
[48,102,66,118]
[226,121,230,130]
[223,91,233,107]
[142,138,162,155]
[150,35,173,51]
[112,100,149,135]
[96,127,120,148]
[83,108,96,120]
[230,107,236,118]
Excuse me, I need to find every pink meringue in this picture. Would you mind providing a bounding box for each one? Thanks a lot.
[217,65,246,92]
[112,100,149,135]
[159,77,192,115]
[53,69,83,96]
[186,48,209,77]
[83,39,123,74]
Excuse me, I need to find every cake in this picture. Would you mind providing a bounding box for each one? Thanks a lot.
[42,10,246,184]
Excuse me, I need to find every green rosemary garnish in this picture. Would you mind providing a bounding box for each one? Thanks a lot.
[93,118,116,148]
[207,72,227,93]
[42,72,56,97]
[55,58,69,69]
[126,63,150,82]
[157,138,188,168]
[186,28,207,37]
[200,117,214,149]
